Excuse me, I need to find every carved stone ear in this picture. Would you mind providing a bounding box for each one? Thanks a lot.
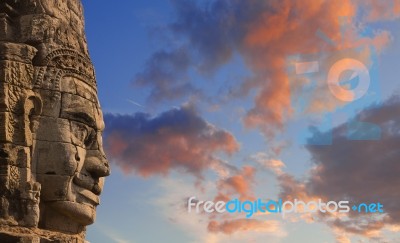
[23,94,42,146]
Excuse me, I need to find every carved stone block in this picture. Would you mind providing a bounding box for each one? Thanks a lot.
[0,143,30,168]
[35,89,61,117]
[75,79,97,103]
[35,117,70,143]
[0,112,28,145]
[0,13,13,41]
[0,165,20,193]
[0,43,37,64]
[0,233,40,243]
[33,141,80,176]
[0,82,9,112]
[60,76,77,94]
[61,93,96,127]
[0,112,12,143]
[0,61,34,90]
[36,175,70,201]
[19,14,57,45]
[7,84,25,114]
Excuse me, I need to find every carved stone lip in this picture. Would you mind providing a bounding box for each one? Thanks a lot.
[73,174,101,206]
[73,173,102,195]
[75,186,100,206]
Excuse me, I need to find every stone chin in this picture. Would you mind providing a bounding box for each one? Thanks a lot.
[48,201,96,226]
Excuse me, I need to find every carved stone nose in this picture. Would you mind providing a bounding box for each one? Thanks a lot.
[85,150,110,177]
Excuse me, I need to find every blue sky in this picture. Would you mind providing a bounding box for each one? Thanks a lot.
[81,1,400,242]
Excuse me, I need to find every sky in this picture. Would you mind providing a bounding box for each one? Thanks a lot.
[81,1,400,242]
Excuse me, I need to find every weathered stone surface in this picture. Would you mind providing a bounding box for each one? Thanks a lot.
[0,143,30,168]
[35,175,70,201]
[34,141,80,176]
[75,79,97,103]
[35,89,61,117]
[0,1,109,242]
[60,76,77,95]
[0,43,37,64]
[35,117,70,143]
[0,112,12,142]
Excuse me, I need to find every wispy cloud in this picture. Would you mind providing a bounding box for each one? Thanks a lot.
[208,219,282,235]
[134,47,202,103]
[94,224,132,243]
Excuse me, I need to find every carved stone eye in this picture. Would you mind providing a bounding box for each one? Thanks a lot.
[70,121,89,147]
[84,128,96,148]
[75,153,81,162]
[76,124,87,142]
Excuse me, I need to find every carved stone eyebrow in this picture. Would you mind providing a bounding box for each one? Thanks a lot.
[61,93,98,129]
[65,111,96,128]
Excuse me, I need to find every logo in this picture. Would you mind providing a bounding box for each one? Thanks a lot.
[287,17,381,145]
[188,197,384,218]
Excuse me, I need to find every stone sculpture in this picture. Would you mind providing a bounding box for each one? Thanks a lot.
[0,0,110,242]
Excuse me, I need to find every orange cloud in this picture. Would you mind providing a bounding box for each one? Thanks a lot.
[135,1,398,138]
[104,105,239,177]
[208,219,280,235]
[356,0,400,22]
[215,166,256,201]
[251,152,286,175]
[240,0,373,136]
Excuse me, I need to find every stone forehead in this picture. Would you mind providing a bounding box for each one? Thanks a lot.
[61,76,98,102]
[61,92,104,131]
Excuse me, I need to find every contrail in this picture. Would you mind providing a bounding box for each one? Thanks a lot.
[126,99,144,108]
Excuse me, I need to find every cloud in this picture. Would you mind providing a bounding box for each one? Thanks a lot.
[152,177,212,242]
[103,105,281,239]
[134,47,202,103]
[276,96,400,239]
[207,219,281,235]
[154,177,285,243]
[305,96,400,233]
[134,0,393,137]
[104,105,239,177]
[335,233,351,243]
[94,224,131,243]
[251,152,286,175]
[215,166,256,201]
[355,0,400,22]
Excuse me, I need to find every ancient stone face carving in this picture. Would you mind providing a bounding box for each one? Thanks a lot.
[33,57,110,233]
[0,0,110,241]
